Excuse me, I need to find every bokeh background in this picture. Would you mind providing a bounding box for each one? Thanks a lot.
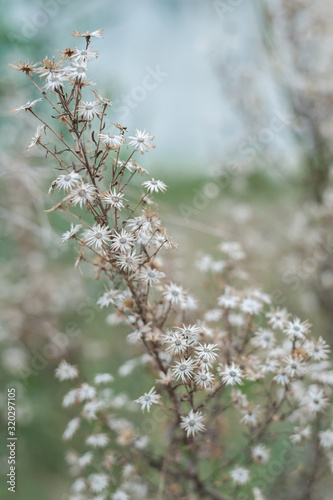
[1,1,333,498]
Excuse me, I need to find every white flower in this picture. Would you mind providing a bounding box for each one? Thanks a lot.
[196,254,213,272]
[252,329,275,350]
[163,282,186,305]
[11,98,42,114]
[305,385,328,413]
[54,171,82,191]
[110,229,135,254]
[116,251,142,272]
[69,183,96,207]
[195,370,215,389]
[290,425,311,444]
[230,466,250,485]
[63,388,79,407]
[78,100,101,120]
[284,318,310,340]
[253,487,266,500]
[112,490,129,500]
[241,407,259,427]
[195,343,219,363]
[284,356,306,378]
[88,473,109,493]
[273,369,290,386]
[204,309,222,322]
[180,410,206,437]
[77,383,96,402]
[128,129,154,154]
[137,231,152,246]
[110,394,130,409]
[251,289,271,304]
[178,324,201,346]
[219,241,245,260]
[260,359,278,374]
[219,362,243,386]
[217,291,239,309]
[72,477,86,493]
[228,313,245,327]
[82,400,103,420]
[97,289,119,308]
[26,125,45,150]
[72,48,98,63]
[60,223,83,244]
[163,331,187,355]
[319,429,333,448]
[251,444,270,464]
[55,360,79,381]
[155,370,173,385]
[37,56,62,78]
[210,260,226,273]
[172,358,195,382]
[232,389,248,408]
[94,373,114,385]
[63,417,80,440]
[266,307,290,330]
[65,451,78,466]
[67,60,88,80]
[305,337,330,360]
[138,266,165,286]
[127,323,151,344]
[130,210,161,232]
[135,387,160,412]
[78,451,93,467]
[86,433,109,448]
[99,132,124,149]
[241,297,262,315]
[309,363,333,385]
[44,71,67,91]
[101,189,125,209]
[197,354,214,371]
[83,224,111,249]
[142,178,167,194]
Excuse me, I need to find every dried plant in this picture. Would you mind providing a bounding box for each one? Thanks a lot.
[11,29,333,500]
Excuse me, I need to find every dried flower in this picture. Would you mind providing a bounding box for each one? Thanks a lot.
[135,387,160,412]
[72,29,104,39]
[26,125,45,150]
[128,129,154,154]
[83,224,112,249]
[219,362,243,386]
[99,132,125,149]
[9,60,38,75]
[54,171,81,191]
[101,189,125,209]
[68,183,96,207]
[110,229,135,254]
[55,361,79,381]
[60,224,83,244]
[230,466,250,485]
[11,99,42,114]
[78,100,101,120]
[180,410,206,437]
[142,178,167,194]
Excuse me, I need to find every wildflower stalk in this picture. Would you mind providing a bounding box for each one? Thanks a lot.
[12,29,333,500]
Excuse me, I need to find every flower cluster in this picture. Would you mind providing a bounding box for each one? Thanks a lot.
[13,30,333,500]
[55,362,149,499]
